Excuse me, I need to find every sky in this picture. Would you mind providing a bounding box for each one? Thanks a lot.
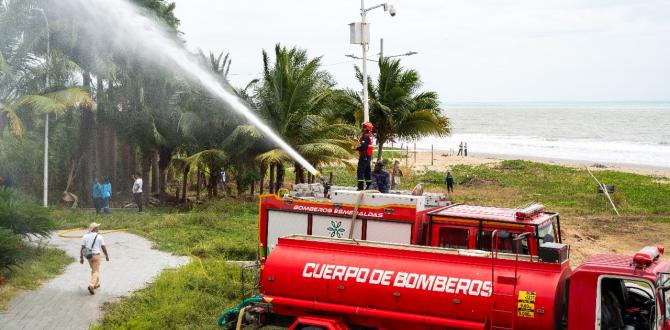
[172,0,670,103]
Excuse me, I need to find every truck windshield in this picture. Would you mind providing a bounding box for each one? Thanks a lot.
[538,222,555,245]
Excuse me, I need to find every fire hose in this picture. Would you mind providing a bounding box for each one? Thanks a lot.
[217,294,263,328]
[58,227,128,238]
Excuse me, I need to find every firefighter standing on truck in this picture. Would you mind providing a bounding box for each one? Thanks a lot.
[356,122,374,190]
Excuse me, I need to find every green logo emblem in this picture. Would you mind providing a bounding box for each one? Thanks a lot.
[327,220,345,238]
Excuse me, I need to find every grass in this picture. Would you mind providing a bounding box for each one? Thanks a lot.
[51,200,258,260]
[48,199,258,329]
[322,160,670,217]
[90,262,252,330]
[0,244,73,310]
[34,160,669,329]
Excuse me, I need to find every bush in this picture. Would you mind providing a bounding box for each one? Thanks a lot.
[0,188,55,269]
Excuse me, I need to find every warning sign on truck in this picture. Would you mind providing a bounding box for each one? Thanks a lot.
[517,290,536,318]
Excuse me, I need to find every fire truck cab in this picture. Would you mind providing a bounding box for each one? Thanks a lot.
[425,203,561,257]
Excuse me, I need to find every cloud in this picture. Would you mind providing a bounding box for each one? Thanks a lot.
[173,0,670,101]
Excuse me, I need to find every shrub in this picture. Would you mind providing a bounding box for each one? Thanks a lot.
[0,188,55,269]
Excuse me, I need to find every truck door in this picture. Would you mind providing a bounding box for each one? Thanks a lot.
[659,273,670,329]
[596,276,660,329]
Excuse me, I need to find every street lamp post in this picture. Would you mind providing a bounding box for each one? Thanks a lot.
[352,1,396,123]
[32,8,49,207]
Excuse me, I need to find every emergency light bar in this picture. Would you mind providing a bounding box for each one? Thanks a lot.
[515,204,545,221]
[633,246,664,268]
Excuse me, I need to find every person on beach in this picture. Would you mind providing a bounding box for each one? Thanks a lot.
[101,176,112,214]
[457,142,463,156]
[444,171,455,193]
[92,178,103,214]
[356,122,374,190]
[80,222,109,295]
[132,174,143,212]
[464,142,468,157]
[391,160,403,189]
[370,162,391,193]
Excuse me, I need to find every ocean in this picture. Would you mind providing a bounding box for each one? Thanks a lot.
[417,102,670,169]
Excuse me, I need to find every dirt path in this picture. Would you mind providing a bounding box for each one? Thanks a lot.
[0,231,188,330]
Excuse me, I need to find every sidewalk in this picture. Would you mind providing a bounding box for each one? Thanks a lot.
[0,231,189,330]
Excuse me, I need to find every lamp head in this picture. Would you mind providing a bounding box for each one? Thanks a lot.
[384,3,396,17]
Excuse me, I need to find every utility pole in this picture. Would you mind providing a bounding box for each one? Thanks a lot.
[32,8,49,207]
[350,1,396,124]
[360,0,369,123]
[380,38,384,59]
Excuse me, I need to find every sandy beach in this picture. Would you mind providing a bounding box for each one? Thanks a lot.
[388,149,670,178]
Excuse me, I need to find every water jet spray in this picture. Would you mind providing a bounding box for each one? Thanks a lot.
[59,0,320,176]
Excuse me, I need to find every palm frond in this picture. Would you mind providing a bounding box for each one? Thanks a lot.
[184,149,228,168]
[14,87,93,115]
[255,148,290,164]
[0,101,23,136]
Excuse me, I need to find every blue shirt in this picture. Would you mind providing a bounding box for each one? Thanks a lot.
[92,183,103,198]
[101,183,112,199]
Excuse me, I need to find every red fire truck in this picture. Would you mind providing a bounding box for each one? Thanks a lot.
[247,237,668,330]
[219,192,670,329]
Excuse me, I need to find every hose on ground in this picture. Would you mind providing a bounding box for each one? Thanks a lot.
[218,294,263,328]
[58,227,128,238]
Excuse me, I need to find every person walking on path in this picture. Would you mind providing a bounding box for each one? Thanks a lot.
[464,142,468,157]
[370,162,391,193]
[356,122,374,190]
[80,222,109,295]
[101,176,112,214]
[444,171,455,193]
[92,178,103,214]
[457,142,463,156]
[132,174,143,212]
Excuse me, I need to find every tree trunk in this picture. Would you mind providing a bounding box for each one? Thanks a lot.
[377,138,385,163]
[269,162,275,194]
[77,72,95,207]
[294,162,303,184]
[141,150,151,206]
[275,162,285,192]
[259,161,267,194]
[196,167,201,200]
[151,151,159,194]
[158,148,171,201]
[181,166,189,203]
[95,77,105,179]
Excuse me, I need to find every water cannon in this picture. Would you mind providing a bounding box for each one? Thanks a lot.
[315,171,333,198]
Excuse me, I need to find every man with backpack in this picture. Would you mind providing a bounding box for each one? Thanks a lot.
[80,222,110,295]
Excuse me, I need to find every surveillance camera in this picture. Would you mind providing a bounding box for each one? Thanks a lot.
[383,4,396,17]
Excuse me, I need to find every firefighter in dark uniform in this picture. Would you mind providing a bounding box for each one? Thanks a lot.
[356,122,374,190]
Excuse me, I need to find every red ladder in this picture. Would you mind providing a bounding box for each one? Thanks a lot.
[488,231,531,330]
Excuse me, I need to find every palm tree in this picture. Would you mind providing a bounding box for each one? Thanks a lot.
[255,44,355,189]
[346,57,450,162]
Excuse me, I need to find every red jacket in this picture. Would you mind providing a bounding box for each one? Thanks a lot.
[357,132,374,157]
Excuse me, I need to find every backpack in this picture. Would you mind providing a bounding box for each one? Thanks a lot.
[84,234,99,259]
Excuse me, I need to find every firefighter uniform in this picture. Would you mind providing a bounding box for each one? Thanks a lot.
[356,124,374,190]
